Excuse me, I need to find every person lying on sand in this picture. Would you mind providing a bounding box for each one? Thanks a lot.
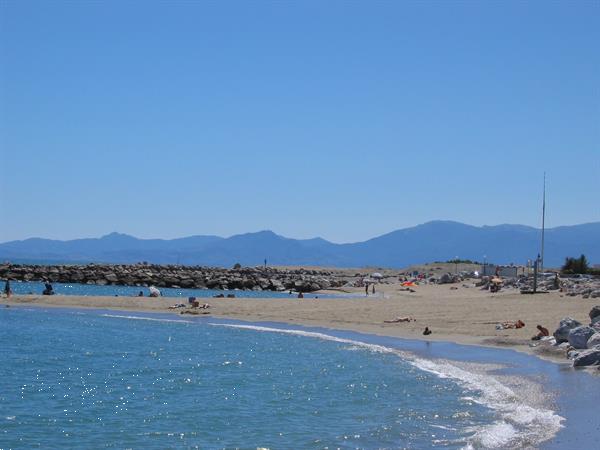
[531,325,549,340]
[168,303,186,309]
[497,320,525,330]
[190,301,211,309]
[384,316,415,323]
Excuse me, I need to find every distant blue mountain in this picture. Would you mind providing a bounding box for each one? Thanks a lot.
[0,221,598,268]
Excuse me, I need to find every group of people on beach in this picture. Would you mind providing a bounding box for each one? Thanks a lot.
[496,319,550,340]
[3,279,55,297]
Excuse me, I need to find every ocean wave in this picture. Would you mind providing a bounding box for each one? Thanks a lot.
[100,314,193,324]
[213,323,564,449]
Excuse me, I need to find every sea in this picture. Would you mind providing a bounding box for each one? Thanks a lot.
[5,280,335,299]
[1,307,597,449]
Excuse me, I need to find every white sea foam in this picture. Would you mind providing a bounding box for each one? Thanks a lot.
[411,357,563,448]
[101,314,193,324]
[213,323,564,448]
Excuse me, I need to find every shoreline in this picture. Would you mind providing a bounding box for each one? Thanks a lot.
[4,283,598,368]
[1,301,572,366]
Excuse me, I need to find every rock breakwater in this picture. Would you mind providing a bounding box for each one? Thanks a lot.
[0,263,349,292]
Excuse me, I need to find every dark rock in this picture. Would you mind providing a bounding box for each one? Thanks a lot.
[586,333,600,349]
[568,326,597,349]
[438,273,452,284]
[270,279,285,291]
[104,273,119,283]
[553,317,582,343]
[573,348,600,367]
[179,278,195,288]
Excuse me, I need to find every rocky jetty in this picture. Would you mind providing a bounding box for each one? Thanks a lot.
[464,272,600,297]
[0,263,349,293]
[546,305,600,368]
[513,273,600,297]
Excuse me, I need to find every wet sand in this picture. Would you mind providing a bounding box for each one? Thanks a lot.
[4,281,598,363]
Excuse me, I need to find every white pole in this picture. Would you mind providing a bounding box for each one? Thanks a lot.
[541,172,546,273]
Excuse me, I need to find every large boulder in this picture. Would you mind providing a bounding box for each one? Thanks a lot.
[205,278,221,289]
[553,317,582,343]
[317,278,331,290]
[589,305,600,321]
[438,273,452,284]
[573,348,600,367]
[587,333,600,349]
[269,279,285,291]
[104,272,119,283]
[178,278,195,288]
[257,278,271,290]
[568,326,597,349]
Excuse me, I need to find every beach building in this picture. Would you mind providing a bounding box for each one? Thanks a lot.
[481,264,525,278]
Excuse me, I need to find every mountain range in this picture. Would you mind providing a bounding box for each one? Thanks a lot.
[1,221,598,268]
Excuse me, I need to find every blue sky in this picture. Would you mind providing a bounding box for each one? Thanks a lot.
[1,1,598,243]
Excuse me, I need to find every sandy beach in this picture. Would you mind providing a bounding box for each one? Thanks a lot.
[5,281,598,364]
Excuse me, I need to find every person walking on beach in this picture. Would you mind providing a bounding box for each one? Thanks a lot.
[365,284,369,296]
[4,279,11,298]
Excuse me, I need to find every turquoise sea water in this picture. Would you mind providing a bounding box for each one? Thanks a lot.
[6,280,332,299]
[0,308,566,449]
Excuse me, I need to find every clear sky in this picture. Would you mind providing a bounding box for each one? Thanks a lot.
[1,1,598,243]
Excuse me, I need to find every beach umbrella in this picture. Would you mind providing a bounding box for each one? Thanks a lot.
[371,272,383,279]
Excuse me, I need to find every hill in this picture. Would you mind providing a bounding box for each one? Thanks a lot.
[1,221,598,268]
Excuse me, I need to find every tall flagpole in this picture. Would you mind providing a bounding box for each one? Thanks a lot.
[541,172,546,273]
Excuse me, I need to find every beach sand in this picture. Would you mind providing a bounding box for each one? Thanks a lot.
[4,281,598,364]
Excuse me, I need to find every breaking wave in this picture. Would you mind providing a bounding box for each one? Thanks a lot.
[214,323,564,449]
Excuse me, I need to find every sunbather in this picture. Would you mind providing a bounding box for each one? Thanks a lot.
[498,319,525,329]
[384,316,415,323]
[531,325,549,340]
